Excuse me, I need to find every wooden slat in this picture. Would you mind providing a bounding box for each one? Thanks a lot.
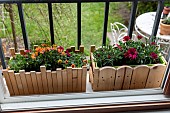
[56,68,63,93]
[46,70,53,94]
[90,45,96,52]
[90,53,96,72]
[62,69,67,93]
[51,71,58,93]
[79,45,84,53]
[9,48,15,57]
[82,66,87,92]
[8,70,19,95]
[40,66,48,94]
[3,70,14,96]
[15,73,24,95]
[19,70,29,95]
[72,68,78,92]
[98,67,116,91]
[75,50,80,53]
[71,46,75,52]
[67,67,73,92]
[25,72,34,94]
[30,71,39,94]
[19,49,25,55]
[114,67,125,90]
[122,66,133,90]
[77,68,82,92]
[89,67,93,84]
[36,72,44,94]
[93,68,99,91]
[145,64,166,88]
[130,65,150,89]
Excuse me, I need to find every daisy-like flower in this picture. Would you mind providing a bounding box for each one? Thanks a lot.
[137,35,143,40]
[65,60,68,64]
[71,64,75,68]
[61,52,66,56]
[123,36,130,41]
[150,52,158,59]
[31,53,36,59]
[57,46,64,53]
[58,59,62,64]
[124,48,138,60]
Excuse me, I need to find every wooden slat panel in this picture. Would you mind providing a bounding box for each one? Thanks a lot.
[8,70,19,95]
[3,70,14,96]
[30,71,39,94]
[19,70,29,95]
[47,70,53,94]
[90,53,96,72]
[130,65,150,89]
[98,67,116,91]
[145,64,166,88]
[93,68,99,91]
[56,68,62,93]
[90,45,96,52]
[10,48,15,57]
[67,67,73,92]
[40,66,48,94]
[51,71,58,93]
[122,66,133,90]
[89,67,93,84]
[15,73,24,95]
[36,72,44,94]
[114,67,126,90]
[72,68,78,92]
[77,68,82,92]
[62,70,67,93]
[82,66,87,92]
[25,72,34,94]
[79,45,84,53]
[19,49,25,55]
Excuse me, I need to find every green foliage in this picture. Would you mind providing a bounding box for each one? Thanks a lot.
[93,36,163,67]
[8,45,87,72]
[162,17,170,25]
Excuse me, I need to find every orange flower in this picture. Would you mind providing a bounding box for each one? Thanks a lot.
[41,44,47,47]
[71,64,75,68]
[31,53,36,59]
[65,60,68,64]
[61,52,66,56]
[35,52,38,56]
[57,46,64,53]
[35,47,42,52]
[45,47,51,51]
[40,48,45,54]
[58,59,62,64]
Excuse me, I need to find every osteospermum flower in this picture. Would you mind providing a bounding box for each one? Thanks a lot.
[137,35,143,40]
[71,64,75,68]
[58,59,62,64]
[150,52,158,59]
[124,48,138,60]
[123,36,130,41]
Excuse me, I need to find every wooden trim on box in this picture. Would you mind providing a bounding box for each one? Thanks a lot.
[4,101,170,113]
[163,73,170,95]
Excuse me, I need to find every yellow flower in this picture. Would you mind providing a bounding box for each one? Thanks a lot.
[35,52,38,56]
[58,59,62,64]
[65,60,68,64]
[52,44,57,49]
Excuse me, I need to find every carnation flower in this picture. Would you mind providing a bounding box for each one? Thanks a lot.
[123,36,130,41]
[151,42,156,45]
[137,35,143,40]
[150,52,158,59]
[124,48,138,60]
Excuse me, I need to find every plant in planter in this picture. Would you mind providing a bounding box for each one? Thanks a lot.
[160,17,170,35]
[89,36,167,91]
[3,44,87,96]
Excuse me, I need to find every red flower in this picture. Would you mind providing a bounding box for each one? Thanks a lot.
[108,55,111,59]
[150,52,158,59]
[137,35,143,40]
[124,48,138,60]
[57,46,64,53]
[151,42,156,45]
[97,54,100,57]
[24,50,31,55]
[115,44,122,50]
[123,36,130,41]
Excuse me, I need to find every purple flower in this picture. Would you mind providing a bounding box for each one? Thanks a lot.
[150,52,158,59]
[124,48,138,60]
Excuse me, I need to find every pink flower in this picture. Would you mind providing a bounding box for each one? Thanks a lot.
[123,36,130,41]
[66,49,71,57]
[137,35,143,40]
[115,44,122,50]
[24,50,31,55]
[151,42,156,45]
[150,52,158,59]
[124,48,138,60]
